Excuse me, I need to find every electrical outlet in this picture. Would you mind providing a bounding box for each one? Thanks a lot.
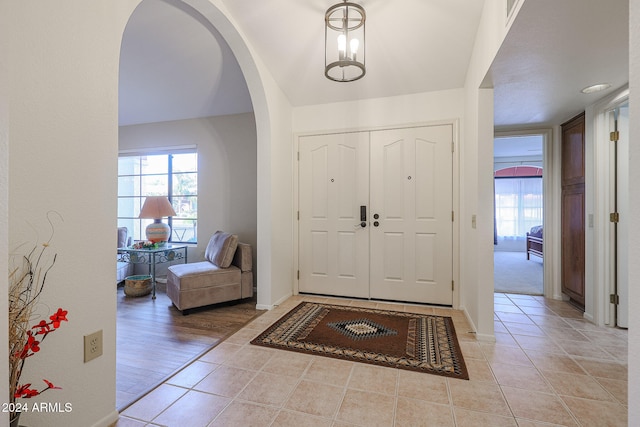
[84,330,103,363]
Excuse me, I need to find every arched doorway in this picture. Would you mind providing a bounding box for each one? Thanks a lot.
[116,0,272,409]
[119,0,257,260]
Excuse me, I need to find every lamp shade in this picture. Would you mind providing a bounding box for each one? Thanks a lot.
[138,196,177,243]
[138,196,176,219]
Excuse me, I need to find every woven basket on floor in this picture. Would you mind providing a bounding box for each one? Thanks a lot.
[124,275,152,297]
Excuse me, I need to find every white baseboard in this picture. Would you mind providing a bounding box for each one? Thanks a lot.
[256,292,293,310]
[460,305,496,342]
[583,311,595,323]
[92,409,119,427]
[475,332,497,342]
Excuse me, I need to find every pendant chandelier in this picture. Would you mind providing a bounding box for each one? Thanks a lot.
[325,0,366,82]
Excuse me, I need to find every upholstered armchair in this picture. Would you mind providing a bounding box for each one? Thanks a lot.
[116,227,133,284]
[166,231,253,314]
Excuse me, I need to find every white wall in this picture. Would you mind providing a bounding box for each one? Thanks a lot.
[119,113,258,275]
[628,0,640,423]
[0,0,9,423]
[294,90,465,134]
[1,1,291,424]
[459,0,517,339]
[4,2,140,426]
[583,107,598,324]
[185,0,295,310]
[261,81,294,309]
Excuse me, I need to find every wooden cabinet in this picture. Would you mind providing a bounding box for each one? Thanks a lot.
[561,113,585,310]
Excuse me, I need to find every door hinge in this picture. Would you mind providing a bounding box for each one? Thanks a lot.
[452,280,454,291]
[610,294,619,305]
[610,212,620,223]
[297,270,300,280]
[610,131,620,142]
[451,141,455,152]
[297,151,300,161]
[297,211,300,220]
[452,211,454,222]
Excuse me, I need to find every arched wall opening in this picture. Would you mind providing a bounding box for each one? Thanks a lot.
[4,1,288,425]
[119,0,274,304]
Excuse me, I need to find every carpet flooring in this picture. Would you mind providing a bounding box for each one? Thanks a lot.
[494,250,543,295]
[251,301,468,380]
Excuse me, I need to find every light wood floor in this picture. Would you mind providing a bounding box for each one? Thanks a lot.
[116,283,264,411]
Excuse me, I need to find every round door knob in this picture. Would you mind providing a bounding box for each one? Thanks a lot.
[361,222,367,227]
[373,213,379,219]
[373,221,379,227]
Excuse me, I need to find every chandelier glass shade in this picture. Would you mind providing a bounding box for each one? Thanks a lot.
[325,1,366,82]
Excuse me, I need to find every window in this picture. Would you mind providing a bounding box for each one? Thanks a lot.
[495,176,543,238]
[118,152,197,243]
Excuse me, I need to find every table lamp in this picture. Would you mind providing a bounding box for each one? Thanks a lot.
[138,196,177,243]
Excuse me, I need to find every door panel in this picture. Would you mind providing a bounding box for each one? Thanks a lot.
[299,132,370,298]
[383,232,405,280]
[416,139,437,219]
[383,140,405,219]
[310,145,329,218]
[299,125,453,305]
[561,113,586,310]
[310,231,328,275]
[369,126,453,304]
[561,187,585,306]
[415,233,436,282]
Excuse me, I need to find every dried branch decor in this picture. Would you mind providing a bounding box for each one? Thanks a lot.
[8,213,68,422]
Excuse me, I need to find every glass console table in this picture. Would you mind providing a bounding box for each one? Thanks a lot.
[117,244,188,299]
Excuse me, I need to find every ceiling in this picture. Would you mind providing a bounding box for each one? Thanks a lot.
[489,0,628,129]
[119,0,629,130]
[119,0,253,126]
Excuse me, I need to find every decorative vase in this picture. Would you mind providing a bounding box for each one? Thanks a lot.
[10,412,20,427]
[145,219,170,243]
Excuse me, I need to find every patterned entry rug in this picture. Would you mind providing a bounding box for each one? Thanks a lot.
[251,302,469,380]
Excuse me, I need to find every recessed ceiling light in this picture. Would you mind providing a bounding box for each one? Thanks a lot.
[581,83,611,94]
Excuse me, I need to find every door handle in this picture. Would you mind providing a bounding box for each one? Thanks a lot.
[358,205,367,227]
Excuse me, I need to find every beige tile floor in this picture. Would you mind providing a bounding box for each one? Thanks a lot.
[115,293,628,426]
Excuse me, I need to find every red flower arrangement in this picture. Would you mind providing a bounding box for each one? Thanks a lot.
[8,213,68,423]
[13,308,68,399]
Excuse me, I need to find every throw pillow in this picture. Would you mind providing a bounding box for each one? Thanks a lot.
[205,231,238,268]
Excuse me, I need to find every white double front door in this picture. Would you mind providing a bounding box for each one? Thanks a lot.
[298,125,453,305]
